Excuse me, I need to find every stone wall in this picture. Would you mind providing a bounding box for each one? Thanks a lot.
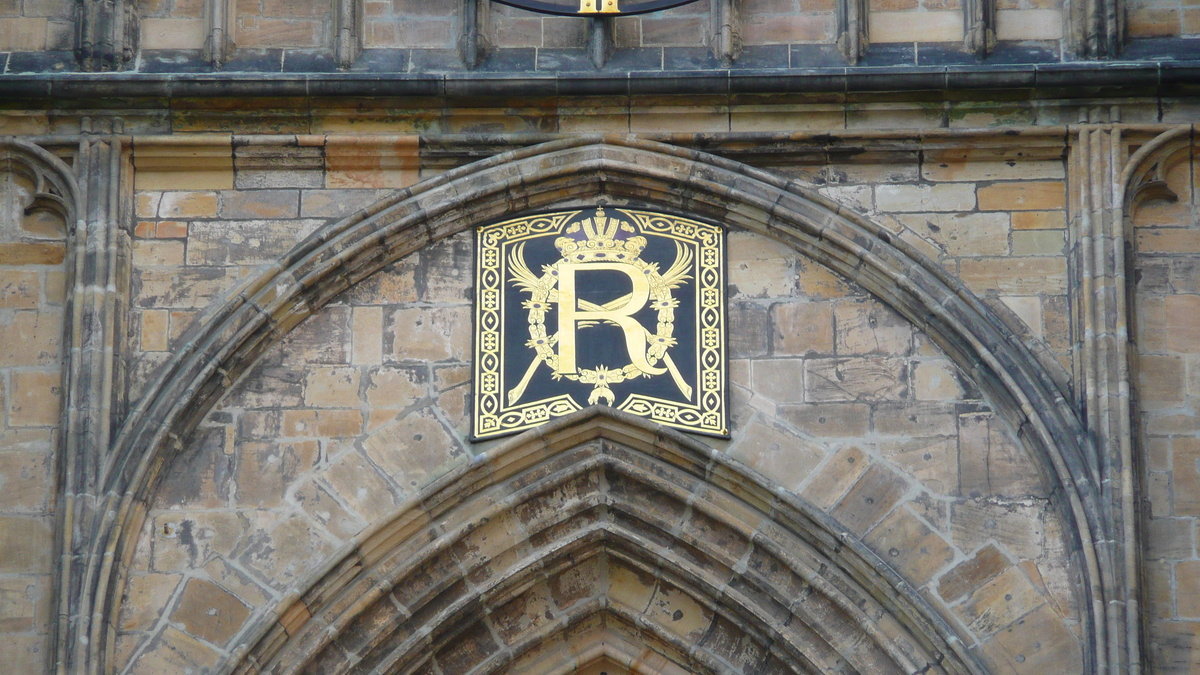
[0,119,1194,674]
[0,162,65,672]
[1134,141,1200,671]
[98,136,1085,674]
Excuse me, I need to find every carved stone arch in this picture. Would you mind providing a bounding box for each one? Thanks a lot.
[225,407,985,675]
[67,136,1111,674]
[0,138,81,229]
[1121,126,1193,218]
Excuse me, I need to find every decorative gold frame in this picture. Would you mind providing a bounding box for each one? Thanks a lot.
[472,207,727,440]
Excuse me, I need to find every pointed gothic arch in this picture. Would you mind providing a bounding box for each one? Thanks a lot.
[58,136,1112,674]
[226,407,984,675]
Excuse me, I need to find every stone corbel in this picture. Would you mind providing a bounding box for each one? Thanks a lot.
[588,17,614,69]
[836,0,868,64]
[74,0,138,71]
[336,0,361,69]
[710,0,742,67]
[963,0,996,57]
[460,0,491,68]
[205,0,235,69]
[1070,0,1123,58]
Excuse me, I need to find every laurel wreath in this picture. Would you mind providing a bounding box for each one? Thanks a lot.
[508,239,692,406]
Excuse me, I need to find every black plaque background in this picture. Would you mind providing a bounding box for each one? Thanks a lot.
[500,229,698,409]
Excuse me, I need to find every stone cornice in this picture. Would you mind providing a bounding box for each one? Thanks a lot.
[0,61,1198,100]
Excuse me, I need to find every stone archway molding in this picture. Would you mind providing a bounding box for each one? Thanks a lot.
[226,406,986,675]
[63,136,1115,674]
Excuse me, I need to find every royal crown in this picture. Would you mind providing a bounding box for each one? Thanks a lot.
[555,209,647,263]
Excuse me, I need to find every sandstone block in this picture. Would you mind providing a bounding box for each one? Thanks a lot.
[151,512,246,572]
[0,575,49,633]
[132,240,186,267]
[234,440,318,507]
[157,191,219,218]
[352,306,384,365]
[1177,560,1200,618]
[977,181,1065,211]
[119,574,182,632]
[834,300,912,355]
[864,507,955,586]
[742,13,834,43]
[141,309,169,352]
[157,221,189,238]
[186,219,325,266]
[778,402,871,437]
[951,500,1045,560]
[952,566,1045,637]
[170,577,252,645]
[218,189,300,219]
[388,306,471,362]
[877,436,958,494]
[1140,354,1186,404]
[136,193,162,218]
[292,478,365,540]
[937,543,1011,603]
[728,420,825,490]
[728,231,797,297]
[1172,438,1200,516]
[324,446,402,521]
[805,357,907,402]
[281,409,363,437]
[912,359,966,400]
[0,310,60,366]
[895,212,1010,256]
[280,306,350,365]
[873,402,958,436]
[984,604,1082,674]
[800,445,868,509]
[0,271,39,309]
[922,156,1064,183]
[960,257,1067,295]
[0,17,48,50]
[830,463,909,535]
[9,370,60,427]
[796,257,854,298]
[127,626,221,675]
[0,243,64,266]
[996,9,1064,40]
[750,358,806,403]
[362,410,464,491]
[234,17,321,46]
[304,367,362,408]
[365,366,425,410]
[1165,295,1200,352]
[730,302,771,358]
[1011,210,1065,230]
[300,188,394,218]
[0,516,52,573]
[1012,229,1065,256]
[875,184,976,212]
[239,513,335,590]
[0,450,49,512]
[141,17,207,49]
[326,136,420,189]
[0,635,47,675]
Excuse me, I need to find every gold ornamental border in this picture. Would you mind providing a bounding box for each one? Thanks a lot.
[472,208,727,440]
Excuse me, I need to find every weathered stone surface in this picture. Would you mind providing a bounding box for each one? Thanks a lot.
[728,420,825,490]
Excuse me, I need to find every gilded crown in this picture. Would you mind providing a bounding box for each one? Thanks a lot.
[555,209,647,263]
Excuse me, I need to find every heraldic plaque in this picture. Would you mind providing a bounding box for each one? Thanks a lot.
[472,207,727,440]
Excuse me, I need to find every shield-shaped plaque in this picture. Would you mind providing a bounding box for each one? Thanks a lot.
[473,207,727,440]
